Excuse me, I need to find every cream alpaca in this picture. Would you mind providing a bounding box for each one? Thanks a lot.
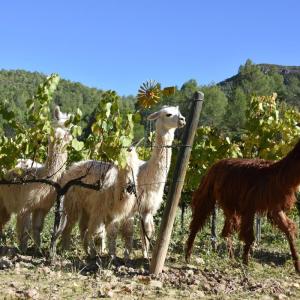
[108,106,186,258]
[59,148,139,257]
[0,126,70,252]
[15,159,43,169]
[20,106,71,250]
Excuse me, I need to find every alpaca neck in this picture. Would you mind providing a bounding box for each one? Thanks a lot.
[273,139,300,189]
[146,128,175,181]
[44,146,68,181]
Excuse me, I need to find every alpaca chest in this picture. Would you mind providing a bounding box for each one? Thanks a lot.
[138,182,165,214]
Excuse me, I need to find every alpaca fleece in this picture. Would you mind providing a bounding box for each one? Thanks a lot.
[186,139,300,273]
[109,106,186,258]
[59,149,139,256]
[0,127,70,251]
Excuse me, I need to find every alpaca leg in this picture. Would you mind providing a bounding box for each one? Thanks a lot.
[0,206,10,244]
[16,211,31,253]
[221,213,240,259]
[121,216,134,260]
[94,223,106,255]
[106,221,118,258]
[32,209,47,250]
[79,213,89,254]
[239,214,255,265]
[140,213,154,258]
[100,225,106,255]
[60,215,77,250]
[221,217,234,259]
[185,209,208,262]
[270,210,300,273]
[83,215,100,258]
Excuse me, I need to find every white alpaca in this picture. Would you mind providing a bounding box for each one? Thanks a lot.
[108,106,186,258]
[15,159,43,169]
[59,147,139,257]
[0,119,71,251]
[53,105,70,128]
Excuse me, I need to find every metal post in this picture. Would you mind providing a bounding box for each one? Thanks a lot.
[211,206,217,251]
[150,91,204,274]
[255,215,261,243]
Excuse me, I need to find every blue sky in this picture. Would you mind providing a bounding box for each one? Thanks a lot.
[1,0,299,95]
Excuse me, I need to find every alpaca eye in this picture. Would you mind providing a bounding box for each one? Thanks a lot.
[166,113,172,117]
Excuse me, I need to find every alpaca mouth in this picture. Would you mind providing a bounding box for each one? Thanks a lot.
[178,121,186,128]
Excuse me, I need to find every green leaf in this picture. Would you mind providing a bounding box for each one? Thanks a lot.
[71,139,84,151]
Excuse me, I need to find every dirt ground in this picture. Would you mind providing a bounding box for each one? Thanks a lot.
[0,245,300,300]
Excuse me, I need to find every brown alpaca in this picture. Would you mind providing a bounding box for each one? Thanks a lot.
[185,140,300,273]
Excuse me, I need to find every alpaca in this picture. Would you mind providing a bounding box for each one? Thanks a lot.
[53,105,70,128]
[58,147,139,257]
[15,159,43,169]
[0,124,71,252]
[22,106,71,251]
[185,141,300,273]
[108,106,186,258]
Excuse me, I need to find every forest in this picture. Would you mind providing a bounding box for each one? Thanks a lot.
[1,59,300,137]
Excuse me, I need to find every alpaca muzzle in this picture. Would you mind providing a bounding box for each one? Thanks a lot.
[178,119,186,128]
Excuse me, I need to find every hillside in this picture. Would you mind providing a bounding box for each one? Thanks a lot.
[0,70,138,132]
[220,64,300,84]
[1,62,300,134]
[0,70,108,122]
[218,63,300,108]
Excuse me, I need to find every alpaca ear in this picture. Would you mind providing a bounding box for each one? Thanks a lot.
[54,106,61,121]
[147,111,160,121]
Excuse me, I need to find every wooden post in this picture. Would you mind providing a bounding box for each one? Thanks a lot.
[150,91,204,274]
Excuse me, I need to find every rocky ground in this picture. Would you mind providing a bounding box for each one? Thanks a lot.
[0,247,300,299]
[1,211,300,299]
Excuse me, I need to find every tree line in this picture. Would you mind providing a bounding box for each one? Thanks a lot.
[1,60,300,138]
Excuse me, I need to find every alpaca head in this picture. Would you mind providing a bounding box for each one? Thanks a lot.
[123,146,139,195]
[53,105,71,129]
[49,127,72,155]
[147,106,186,132]
[126,146,139,169]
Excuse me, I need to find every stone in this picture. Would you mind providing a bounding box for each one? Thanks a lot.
[150,280,163,289]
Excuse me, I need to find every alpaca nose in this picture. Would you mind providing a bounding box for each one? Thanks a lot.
[178,116,186,127]
[180,116,186,124]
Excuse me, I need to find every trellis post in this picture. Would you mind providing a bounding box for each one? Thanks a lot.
[211,207,217,251]
[255,216,261,243]
[150,91,204,275]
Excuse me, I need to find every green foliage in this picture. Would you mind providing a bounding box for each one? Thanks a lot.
[185,126,242,192]
[242,93,300,160]
[0,74,61,176]
[155,79,229,128]
[2,62,300,139]
[238,59,279,97]
[200,85,228,127]
[220,60,300,133]
[83,90,135,167]
[0,76,140,172]
[224,87,247,132]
